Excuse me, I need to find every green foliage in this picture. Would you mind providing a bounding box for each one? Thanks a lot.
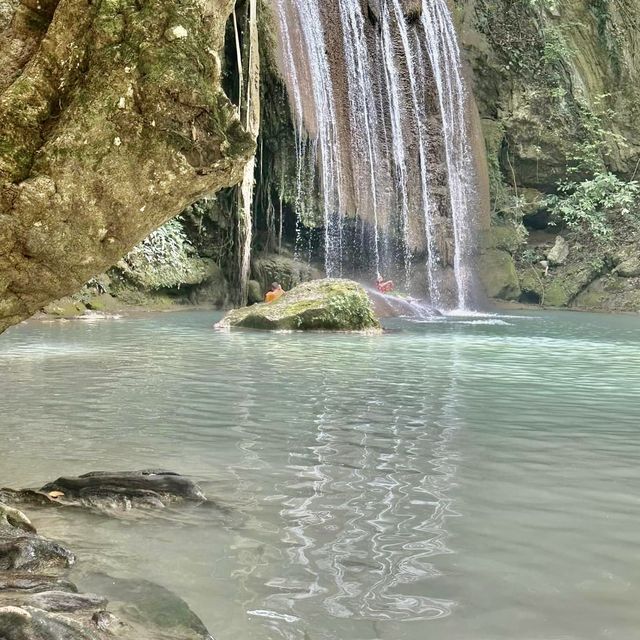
[474,0,574,84]
[546,172,640,240]
[127,217,194,267]
[324,291,378,330]
[122,217,203,289]
[541,23,576,71]
[543,99,639,241]
[588,0,622,75]
[520,247,543,264]
[567,97,624,173]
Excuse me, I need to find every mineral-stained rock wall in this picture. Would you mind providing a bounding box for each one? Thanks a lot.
[456,0,640,309]
[0,0,254,334]
[458,0,640,187]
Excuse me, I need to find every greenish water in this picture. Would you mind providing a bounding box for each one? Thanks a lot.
[1,310,640,639]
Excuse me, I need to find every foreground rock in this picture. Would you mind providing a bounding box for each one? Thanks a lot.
[0,0,253,335]
[1,470,206,515]
[0,474,213,639]
[217,278,381,331]
[0,502,75,572]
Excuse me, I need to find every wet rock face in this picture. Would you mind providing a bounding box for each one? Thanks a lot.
[459,0,640,186]
[2,470,207,515]
[0,606,98,640]
[40,470,207,510]
[0,0,254,335]
[0,536,75,573]
[0,502,75,572]
[0,472,214,639]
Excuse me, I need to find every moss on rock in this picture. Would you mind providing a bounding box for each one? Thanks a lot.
[517,264,546,304]
[478,248,521,300]
[543,260,604,307]
[43,297,86,318]
[217,278,381,331]
[251,254,321,293]
[0,0,254,335]
[572,274,640,311]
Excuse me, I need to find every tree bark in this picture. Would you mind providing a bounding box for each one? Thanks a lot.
[0,0,254,333]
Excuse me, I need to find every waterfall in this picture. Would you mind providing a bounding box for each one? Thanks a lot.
[272,0,479,310]
[336,0,382,277]
[380,2,412,286]
[420,0,477,310]
[387,0,443,306]
[274,0,345,277]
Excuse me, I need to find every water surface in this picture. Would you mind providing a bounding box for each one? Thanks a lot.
[1,310,640,639]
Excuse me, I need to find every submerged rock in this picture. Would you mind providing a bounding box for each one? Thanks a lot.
[0,502,75,572]
[81,574,213,640]
[37,470,206,513]
[217,278,381,331]
[0,475,215,639]
[365,288,441,319]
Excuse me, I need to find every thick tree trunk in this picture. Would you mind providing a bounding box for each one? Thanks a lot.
[0,0,254,333]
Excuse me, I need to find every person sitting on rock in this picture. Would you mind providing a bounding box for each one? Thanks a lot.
[376,275,394,294]
[265,282,285,303]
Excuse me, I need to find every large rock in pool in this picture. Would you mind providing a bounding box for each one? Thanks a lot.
[1,470,207,516]
[217,279,381,331]
[39,470,207,513]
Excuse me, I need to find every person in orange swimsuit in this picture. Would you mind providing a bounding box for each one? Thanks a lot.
[265,282,285,303]
[376,275,394,293]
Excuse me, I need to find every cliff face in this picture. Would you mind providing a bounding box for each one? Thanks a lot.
[457,0,640,309]
[4,0,639,326]
[0,0,254,333]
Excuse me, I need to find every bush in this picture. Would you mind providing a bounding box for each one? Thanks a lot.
[122,217,202,289]
[545,172,640,240]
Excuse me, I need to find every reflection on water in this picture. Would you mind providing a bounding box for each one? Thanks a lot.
[2,310,640,639]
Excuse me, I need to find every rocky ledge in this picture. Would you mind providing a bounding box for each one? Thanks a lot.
[1,469,206,515]
[0,471,212,639]
[216,278,381,331]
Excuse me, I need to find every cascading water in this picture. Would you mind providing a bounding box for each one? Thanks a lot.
[272,0,479,310]
[336,0,382,277]
[419,0,477,310]
[274,0,345,277]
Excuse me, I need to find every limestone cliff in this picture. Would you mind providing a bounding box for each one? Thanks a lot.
[457,0,640,309]
[0,0,254,333]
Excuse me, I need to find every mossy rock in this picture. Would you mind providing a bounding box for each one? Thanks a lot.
[572,275,640,311]
[517,264,546,304]
[543,260,602,307]
[217,279,381,331]
[478,249,520,300]
[118,257,219,291]
[85,293,121,313]
[251,254,321,293]
[247,279,263,305]
[482,223,527,254]
[42,297,86,318]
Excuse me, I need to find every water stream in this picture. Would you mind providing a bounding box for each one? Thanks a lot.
[2,311,640,639]
[272,0,479,309]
